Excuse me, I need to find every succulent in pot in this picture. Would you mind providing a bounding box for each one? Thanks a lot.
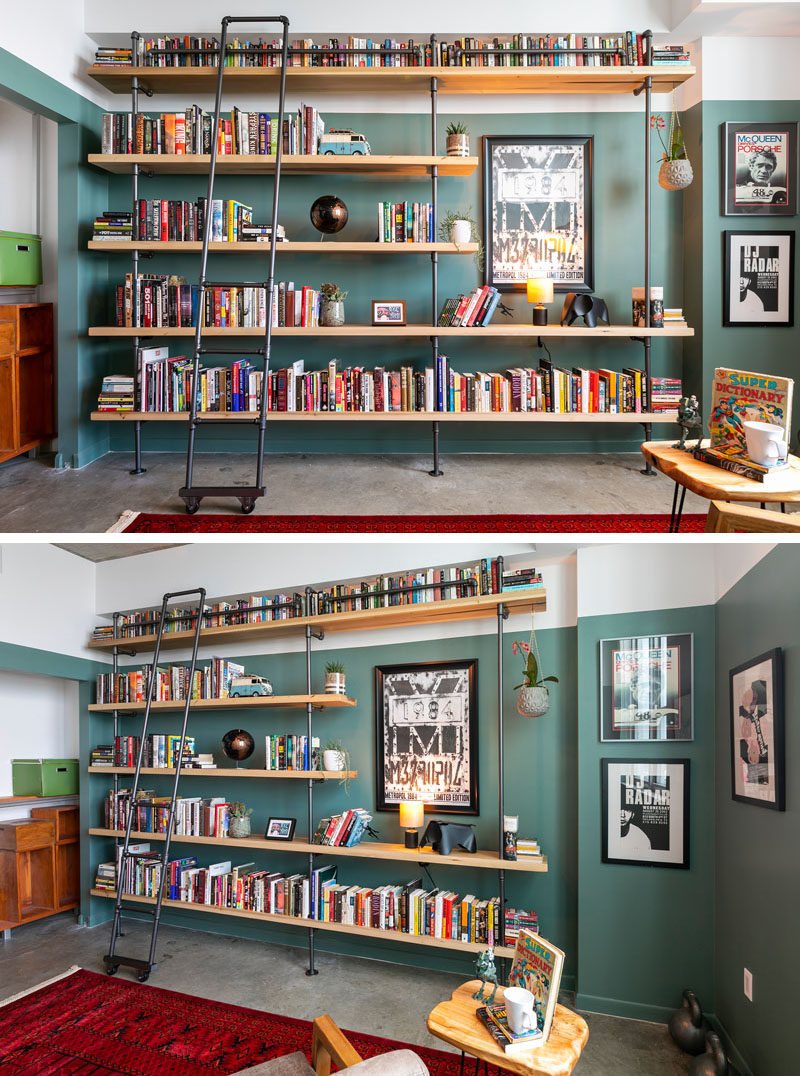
[320,282,348,326]
[445,121,470,157]
[324,659,347,695]
[652,108,693,191]
[228,801,253,839]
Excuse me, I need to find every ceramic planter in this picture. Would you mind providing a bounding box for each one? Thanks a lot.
[450,220,472,246]
[658,158,693,191]
[517,685,550,717]
[446,133,470,157]
[321,300,345,326]
[229,816,251,839]
[325,671,346,695]
[323,749,345,771]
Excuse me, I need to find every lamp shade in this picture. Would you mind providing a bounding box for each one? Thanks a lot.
[399,801,424,829]
[526,277,554,304]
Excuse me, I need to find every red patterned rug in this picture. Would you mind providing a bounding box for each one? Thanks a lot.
[0,967,462,1076]
[112,511,706,533]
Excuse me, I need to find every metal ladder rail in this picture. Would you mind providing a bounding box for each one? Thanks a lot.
[104,586,206,981]
[180,15,290,515]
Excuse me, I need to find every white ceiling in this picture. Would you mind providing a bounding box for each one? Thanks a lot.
[54,543,185,562]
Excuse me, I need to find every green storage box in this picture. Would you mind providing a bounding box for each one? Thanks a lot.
[11,758,79,797]
[0,231,43,286]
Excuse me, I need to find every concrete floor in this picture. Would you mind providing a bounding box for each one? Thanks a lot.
[0,451,712,533]
[0,914,694,1074]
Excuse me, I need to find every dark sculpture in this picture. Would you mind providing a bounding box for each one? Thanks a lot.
[421,820,477,855]
[221,729,255,762]
[668,990,707,1056]
[310,195,348,234]
[472,949,499,1003]
[673,395,702,451]
[560,292,610,328]
[688,1031,728,1076]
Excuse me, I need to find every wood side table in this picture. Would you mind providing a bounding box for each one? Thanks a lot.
[0,818,57,936]
[641,441,800,532]
[427,981,588,1076]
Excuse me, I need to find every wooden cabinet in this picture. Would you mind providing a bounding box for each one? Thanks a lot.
[0,303,55,464]
[31,806,80,911]
[0,819,56,930]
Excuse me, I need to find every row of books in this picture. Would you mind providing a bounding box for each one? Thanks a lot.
[101,105,324,156]
[96,657,245,704]
[377,203,435,244]
[504,907,539,942]
[94,203,287,244]
[266,735,320,772]
[104,790,235,837]
[96,33,689,69]
[438,287,501,328]
[311,809,373,847]
[115,276,324,329]
[105,735,196,769]
[92,558,539,639]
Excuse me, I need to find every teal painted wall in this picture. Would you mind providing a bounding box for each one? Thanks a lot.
[714,547,798,1076]
[576,606,716,1022]
[684,99,800,452]
[101,108,684,458]
[0,48,110,469]
[83,625,578,981]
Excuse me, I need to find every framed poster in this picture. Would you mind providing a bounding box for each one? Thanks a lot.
[375,659,478,814]
[599,634,693,741]
[730,648,785,810]
[601,758,690,869]
[722,121,798,216]
[483,135,593,293]
[723,231,795,327]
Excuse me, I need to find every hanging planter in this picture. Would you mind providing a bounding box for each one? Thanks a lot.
[511,613,558,718]
[652,98,693,191]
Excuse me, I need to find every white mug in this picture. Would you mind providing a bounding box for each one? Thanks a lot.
[742,420,788,468]
[503,986,537,1035]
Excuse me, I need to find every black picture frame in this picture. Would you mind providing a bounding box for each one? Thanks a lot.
[264,816,296,840]
[482,135,593,293]
[722,121,798,216]
[723,230,795,327]
[601,758,690,869]
[375,659,478,814]
[599,634,694,742]
[729,647,785,811]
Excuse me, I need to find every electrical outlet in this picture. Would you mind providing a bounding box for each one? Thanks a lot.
[743,968,753,1001]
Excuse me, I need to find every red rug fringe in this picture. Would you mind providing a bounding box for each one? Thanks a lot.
[0,968,464,1076]
[119,512,707,533]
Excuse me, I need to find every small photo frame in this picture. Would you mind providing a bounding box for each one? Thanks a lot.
[722,121,798,216]
[730,648,785,810]
[372,300,406,325]
[599,634,693,742]
[601,758,690,869]
[723,231,795,327]
[265,816,296,840]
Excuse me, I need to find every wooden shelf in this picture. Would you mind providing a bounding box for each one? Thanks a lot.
[87,693,356,713]
[89,887,516,959]
[88,767,356,779]
[88,588,546,653]
[88,324,693,338]
[88,153,478,177]
[88,827,547,873]
[91,410,678,424]
[88,241,478,255]
[87,64,695,96]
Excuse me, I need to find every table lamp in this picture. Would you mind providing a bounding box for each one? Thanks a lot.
[526,276,554,326]
[399,801,424,848]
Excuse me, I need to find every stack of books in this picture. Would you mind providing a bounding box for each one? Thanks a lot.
[312,808,373,847]
[651,44,691,65]
[501,569,543,593]
[97,375,135,412]
[94,862,117,891]
[183,753,217,770]
[90,745,114,767]
[663,307,687,327]
[93,211,133,241]
[516,838,542,859]
[438,286,501,327]
[378,202,434,244]
[504,906,539,942]
[476,1002,543,1053]
[649,376,683,413]
[240,223,286,242]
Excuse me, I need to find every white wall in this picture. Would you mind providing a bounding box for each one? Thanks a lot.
[0,670,79,798]
[0,544,100,661]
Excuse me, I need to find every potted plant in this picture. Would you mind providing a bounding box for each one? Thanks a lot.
[445,121,470,157]
[512,639,558,718]
[321,739,352,793]
[652,109,693,191]
[438,208,484,270]
[320,282,348,326]
[228,802,253,839]
[324,659,347,695]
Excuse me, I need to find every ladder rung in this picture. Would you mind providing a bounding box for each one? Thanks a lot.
[103,954,157,971]
[200,281,269,289]
[198,348,267,357]
[180,485,265,498]
[116,904,157,916]
[192,416,262,424]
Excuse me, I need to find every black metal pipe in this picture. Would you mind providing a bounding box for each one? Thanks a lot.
[304,607,319,976]
[496,571,508,955]
[129,35,147,476]
[429,422,443,477]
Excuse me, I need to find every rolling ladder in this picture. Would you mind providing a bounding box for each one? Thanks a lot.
[104,587,206,981]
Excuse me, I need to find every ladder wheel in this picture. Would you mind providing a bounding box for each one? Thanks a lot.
[241,498,255,515]
[185,499,200,515]
[137,970,150,983]
[105,964,118,976]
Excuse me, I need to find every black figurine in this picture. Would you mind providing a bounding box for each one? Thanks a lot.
[673,395,702,451]
[560,293,610,328]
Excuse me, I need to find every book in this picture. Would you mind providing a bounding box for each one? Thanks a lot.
[693,445,790,486]
[507,929,565,1042]
[708,367,793,462]
[476,1006,544,1053]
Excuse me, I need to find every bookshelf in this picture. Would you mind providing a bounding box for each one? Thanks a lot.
[87,559,546,978]
[88,694,355,712]
[85,39,695,491]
